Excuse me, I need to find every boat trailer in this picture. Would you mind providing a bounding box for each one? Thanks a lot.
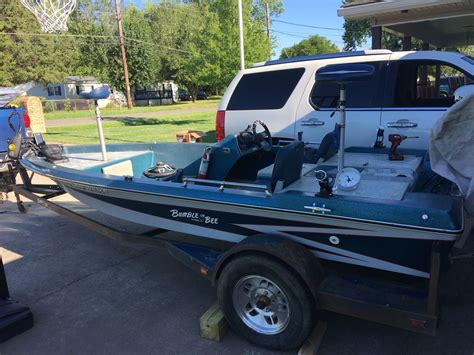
[3,163,445,345]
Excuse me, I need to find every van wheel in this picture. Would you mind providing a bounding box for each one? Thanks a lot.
[217,254,316,350]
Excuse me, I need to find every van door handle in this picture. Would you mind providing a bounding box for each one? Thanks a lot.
[301,118,325,126]
[386,120,418,128]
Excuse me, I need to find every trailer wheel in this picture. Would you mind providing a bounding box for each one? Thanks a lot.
[217,253,316,350]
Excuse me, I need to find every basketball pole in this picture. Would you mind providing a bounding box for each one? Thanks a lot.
[238,0,245,71]
[114,0,133,109]
[265,3,270,39]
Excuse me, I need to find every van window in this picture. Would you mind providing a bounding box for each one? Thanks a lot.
[391,60,473,108]
[227,68,305,110]
[310,62,385,109]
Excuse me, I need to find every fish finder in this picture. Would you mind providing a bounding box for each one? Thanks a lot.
[34,133,45,147]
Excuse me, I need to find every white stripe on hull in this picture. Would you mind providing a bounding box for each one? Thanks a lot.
[237,225,430,278]
[65,187,245,244]
[236,224,457,241]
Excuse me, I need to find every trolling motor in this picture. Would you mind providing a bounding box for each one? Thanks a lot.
[6,111,24,161]
[388,134,419,161]
[1,110,67,209]
[1,111,28,210]
[6,110,66,164]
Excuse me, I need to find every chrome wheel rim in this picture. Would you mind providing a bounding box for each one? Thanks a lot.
[232,275,290,335]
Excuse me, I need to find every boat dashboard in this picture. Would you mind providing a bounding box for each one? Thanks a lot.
[268,151,423,201]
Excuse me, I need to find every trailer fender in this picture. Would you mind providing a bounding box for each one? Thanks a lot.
[212,234,324,302]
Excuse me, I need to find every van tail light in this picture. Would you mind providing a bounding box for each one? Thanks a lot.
[216,110,226,141]
[23,113,31,128]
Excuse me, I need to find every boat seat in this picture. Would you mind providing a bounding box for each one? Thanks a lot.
[79,86,110,100]
[313,131,338,163]
[270,141,304,192]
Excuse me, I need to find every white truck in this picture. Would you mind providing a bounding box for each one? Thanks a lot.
[217,50,474,149]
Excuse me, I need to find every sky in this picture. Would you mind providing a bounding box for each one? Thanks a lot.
[271,0,346,57]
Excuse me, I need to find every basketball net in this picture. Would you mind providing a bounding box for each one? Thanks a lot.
[20,0,77,33]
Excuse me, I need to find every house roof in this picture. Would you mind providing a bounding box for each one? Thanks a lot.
[338,0,474,47]
[65,76,99,84]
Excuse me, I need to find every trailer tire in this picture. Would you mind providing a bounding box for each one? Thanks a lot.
[217,253,315,350]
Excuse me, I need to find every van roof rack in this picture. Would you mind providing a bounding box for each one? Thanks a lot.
[253,49,393,68]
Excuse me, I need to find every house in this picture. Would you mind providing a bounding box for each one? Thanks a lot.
[26,76,103,100]
[25,76,119,109]
[338,0,474,50]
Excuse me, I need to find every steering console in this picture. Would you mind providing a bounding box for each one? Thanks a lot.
[237,120,273,154]
[252,120,273,152]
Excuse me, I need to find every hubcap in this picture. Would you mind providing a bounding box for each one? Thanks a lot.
[232,275,290,335]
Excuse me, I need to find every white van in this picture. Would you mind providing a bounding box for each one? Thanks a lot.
[217,50,474,149]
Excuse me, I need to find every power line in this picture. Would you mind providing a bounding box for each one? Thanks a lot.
[271,30,344,46]
[273,19,343,32]
[0,32,191,54]
[271,29,307,39]
[272,28,343,38]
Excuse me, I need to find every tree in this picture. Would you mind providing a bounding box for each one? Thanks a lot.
[206,0,283,92]
[108,6,161,91]
[145,2,211,100]
[69,1,160,92]
[146,0,283,96]
[342,18,425,52]
[67,0,116,84]
[0,0,75,86]
[342,18,371,51]
[280,35,338,59]
[1,0,285,96]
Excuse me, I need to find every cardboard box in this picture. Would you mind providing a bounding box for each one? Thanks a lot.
[176,130,207,143]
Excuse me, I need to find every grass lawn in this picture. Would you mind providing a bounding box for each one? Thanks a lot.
[44,111,217,144]
[44,97,221,120]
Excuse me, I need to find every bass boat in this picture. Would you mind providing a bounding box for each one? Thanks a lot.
[17,64,471,279]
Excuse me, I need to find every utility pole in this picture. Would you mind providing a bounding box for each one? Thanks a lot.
[265,3,270,39]
[115,0,133,109]
[238,0,245,71]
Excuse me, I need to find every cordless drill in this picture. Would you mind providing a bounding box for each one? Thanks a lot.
[388,134,419,161]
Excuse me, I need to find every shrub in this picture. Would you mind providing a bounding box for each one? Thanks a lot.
[43,101,54,113]
[64,99,71,112]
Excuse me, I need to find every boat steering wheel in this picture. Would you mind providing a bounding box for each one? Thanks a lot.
[252,120,272,152]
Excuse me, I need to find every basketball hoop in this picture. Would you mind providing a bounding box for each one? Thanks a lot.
[20,0,77,33]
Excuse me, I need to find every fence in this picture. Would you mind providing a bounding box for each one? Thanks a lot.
[43,99,95,112]
[133,89,174,106]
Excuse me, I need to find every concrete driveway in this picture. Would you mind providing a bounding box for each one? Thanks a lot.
[0,187,473,354]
